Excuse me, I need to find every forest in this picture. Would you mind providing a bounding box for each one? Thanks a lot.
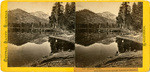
[49,2,75,32]
[116,2,143,32]
[8,2,142,34]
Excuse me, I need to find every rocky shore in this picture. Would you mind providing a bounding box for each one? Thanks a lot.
[96,51,142,67]
[95,33,143,67]
[28,51,75,67]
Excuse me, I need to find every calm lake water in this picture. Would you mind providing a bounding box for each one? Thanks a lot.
[75,32,142,67]
[8,36,75,67]
[8,41,51,67]
[8,32,141,67]
[75,32,119,67]
[75,38,118,67]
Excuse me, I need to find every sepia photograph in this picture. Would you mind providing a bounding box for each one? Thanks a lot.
[7,2,143,68]
[8,2,75,67]
[75,2,143,67]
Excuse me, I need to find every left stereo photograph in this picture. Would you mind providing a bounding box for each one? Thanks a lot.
[7,2,75,67]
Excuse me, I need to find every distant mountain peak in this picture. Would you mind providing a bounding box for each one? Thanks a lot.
[77,9,95,14]
[31,11,45,14]
[97,11,117,21]
[76,9,115,25]
[102,11,116,16]
[102,11,112,13]
[9,8,27,13]
[30,11,49,20]
[8,9,48,24]
[79,9,91,11]
[12,8,23,11]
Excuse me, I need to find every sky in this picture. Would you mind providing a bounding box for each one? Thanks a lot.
[76,2,135,16]
[8,2,66,16]
[8,2,135,16]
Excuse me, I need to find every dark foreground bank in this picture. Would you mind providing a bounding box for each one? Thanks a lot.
[96,51,142,67]
[27,51,75,67]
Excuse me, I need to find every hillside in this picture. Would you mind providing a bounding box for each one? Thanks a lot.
[30,11,49,20]
[76,9,115,25]
[97,11,117,21]
[8,8,49,24]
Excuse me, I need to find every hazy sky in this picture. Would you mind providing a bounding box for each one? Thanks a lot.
[8,2,135,16]
[8,2,66,16]
[76,2,135,16]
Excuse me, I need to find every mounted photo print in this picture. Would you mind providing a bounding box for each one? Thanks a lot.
[75,2,143,67]
[1,0,150,72]
[7,2,75,67]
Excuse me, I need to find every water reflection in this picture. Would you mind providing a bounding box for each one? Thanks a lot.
[75,42,118,67]
[8,41,51,67]
[75,32,119,67]
[48,37,75,53]
[116,37,142,53]
[75,32,118,46]
[75,32,142,67]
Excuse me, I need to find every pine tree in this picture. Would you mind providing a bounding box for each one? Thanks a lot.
[49,5,57,28]
[131,2,143,31]
[131,2,138,30]
[64,2,75,31]
[116,2,132,29]
[55,2,64,28]
[137,2,143,31]
[69,2,75,30]
[131,2,137,15]
[70,2,75,14]
[49,2,64,28]
[49,2,75,31]
[137,2,143,17]
[123,2,132,29]
[65,2,70,16]
[116,6,124,28]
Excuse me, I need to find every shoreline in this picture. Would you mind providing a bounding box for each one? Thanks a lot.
[96,51,142,67]
[28,51,75,67]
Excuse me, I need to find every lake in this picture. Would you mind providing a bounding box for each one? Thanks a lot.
[8,32,142,67]
[75,32,142,67]
[75,37,118,67]
[8,41,51,67]
[8,36,75,67]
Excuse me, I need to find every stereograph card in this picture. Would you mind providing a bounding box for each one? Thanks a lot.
[1,0,150,72]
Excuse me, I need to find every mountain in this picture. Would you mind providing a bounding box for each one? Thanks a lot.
[8,8,49,24]
[97,11,117,21]
[76,9,115,25]
[30,11,49,20]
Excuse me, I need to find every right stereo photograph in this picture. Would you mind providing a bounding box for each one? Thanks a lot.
[75,2,143,67]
